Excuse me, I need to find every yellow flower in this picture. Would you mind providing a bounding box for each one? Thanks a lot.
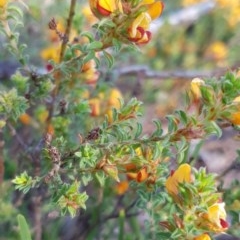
[107,88,122,108]
[40,45,60,63]
[198,202,229,232]
[89,0,123,18]
[190,78,205,101]
[194,233,211,240]
[165,164,191,195]
[206,41,228,61]
[128,1,164,44]
[0,0,7,8]
[106,88,123,123]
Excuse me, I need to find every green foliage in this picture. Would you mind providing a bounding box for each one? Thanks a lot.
[57,181,88,217]
[12,171,39,194]
[1,0,240,239]
[0,89,28,121]
[17,214,32,240]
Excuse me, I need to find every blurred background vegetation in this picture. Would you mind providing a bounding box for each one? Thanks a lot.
[1,0,240,239]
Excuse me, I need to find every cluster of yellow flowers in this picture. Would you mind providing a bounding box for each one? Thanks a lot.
[216,0,240,27]
[181,0,240,27]
[205,41,228,65]
[89,0,164,44]
[0,0,7,8]
[88,88,123,122]
[165,164,229,239]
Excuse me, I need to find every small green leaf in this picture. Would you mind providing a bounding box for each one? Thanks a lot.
[80,32,94,42]
[205,121,222,138]
[166,115,178,133]
[103,50,114,68]
[95,171,106,187]
[17,214,32,240]
[75,152,82,158]
[86,41,103,50]
[151,119,163,137]
[112,38,122,52]
[135,122,142,139]
[82,51,95,64]
[176,110,188,125]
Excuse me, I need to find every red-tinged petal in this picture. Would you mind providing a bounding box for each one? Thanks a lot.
[97,1,112,16]
[136,167,148,182]
[137,26,145,35]
[129,12,151,38]
[46,63,53,72]
[128,27,144,42]
[97,0,123,15]
[220,218,229,229]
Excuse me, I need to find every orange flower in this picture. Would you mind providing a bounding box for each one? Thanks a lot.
[89,98,101,117]
[197,202,229,233]
[165,164,191,195]
[47,124,54,136]
[194,233,211,240]
[229,96,240,125]
[19,113,32,125]
[126,166,149,183]
[115,181,129,195]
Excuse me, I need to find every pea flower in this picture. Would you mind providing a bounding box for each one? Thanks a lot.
[88,0,164,45]
[165,163,192,195]
[194,233,211,240]
[89,0,123,18]
[197,202,229,233]
[115,180,129,195]
[126,166,149,183]
[128,1,164,44]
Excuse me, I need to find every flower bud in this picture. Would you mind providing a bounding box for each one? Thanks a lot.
[190,78,205,102]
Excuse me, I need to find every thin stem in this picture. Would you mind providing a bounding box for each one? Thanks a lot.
[59,0,77,62]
